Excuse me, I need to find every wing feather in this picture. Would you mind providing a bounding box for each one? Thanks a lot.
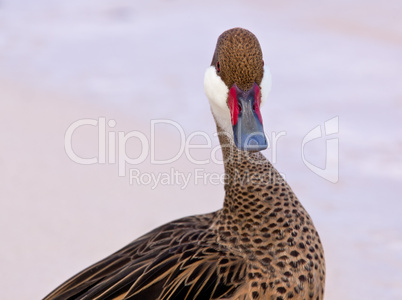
[44,213,246,300]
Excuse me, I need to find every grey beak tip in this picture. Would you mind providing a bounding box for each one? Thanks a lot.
[247,138,259,146]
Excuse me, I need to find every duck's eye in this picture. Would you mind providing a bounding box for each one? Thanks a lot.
[238,103,242,113]
[216,61,220,72]
[252,104,256,111]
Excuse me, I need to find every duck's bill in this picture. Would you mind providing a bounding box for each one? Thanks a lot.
[229,83,268,152]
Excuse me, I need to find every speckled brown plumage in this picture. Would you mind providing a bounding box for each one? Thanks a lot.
[212,129,326,300]
[44,28,325,300]
[211,28,264,91]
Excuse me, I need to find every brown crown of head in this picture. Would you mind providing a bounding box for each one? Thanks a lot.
[211,28,264,92]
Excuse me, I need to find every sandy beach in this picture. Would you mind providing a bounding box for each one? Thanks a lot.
[1,1,402,299]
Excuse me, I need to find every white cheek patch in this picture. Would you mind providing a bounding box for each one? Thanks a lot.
[260,66,272,106]
[204,66,233,135]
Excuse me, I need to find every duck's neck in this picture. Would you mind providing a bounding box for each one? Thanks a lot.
[215,125,295,236]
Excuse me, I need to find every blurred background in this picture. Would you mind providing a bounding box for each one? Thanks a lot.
[1,0,402,299]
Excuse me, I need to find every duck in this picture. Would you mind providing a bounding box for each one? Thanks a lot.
[44,27,325,300]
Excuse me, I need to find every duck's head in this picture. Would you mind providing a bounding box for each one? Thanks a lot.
[204,28,271,152]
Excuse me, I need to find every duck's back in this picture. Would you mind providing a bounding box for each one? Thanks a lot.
[44,212,251,300]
